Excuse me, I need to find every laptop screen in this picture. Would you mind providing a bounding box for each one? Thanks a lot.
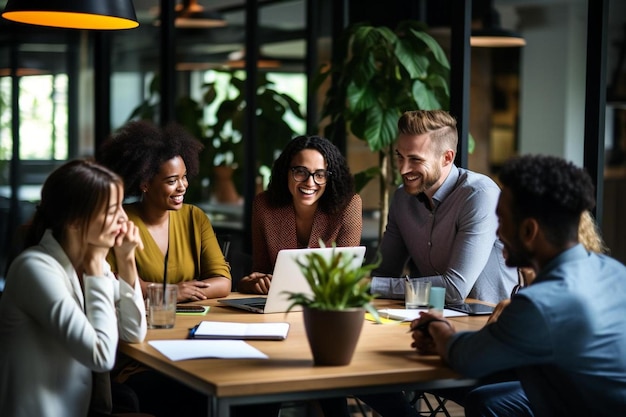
[219,246,367,314]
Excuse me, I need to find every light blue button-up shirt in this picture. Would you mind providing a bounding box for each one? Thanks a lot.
[371,166,517,304]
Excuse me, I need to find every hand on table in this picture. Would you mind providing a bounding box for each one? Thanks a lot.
[176,280,211,302]
[238,272,272,294]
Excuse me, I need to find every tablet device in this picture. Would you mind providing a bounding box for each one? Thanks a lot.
[446,302,494,316]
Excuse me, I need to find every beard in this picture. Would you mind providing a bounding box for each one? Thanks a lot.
[402,163,442,196]
[502,239,534,269]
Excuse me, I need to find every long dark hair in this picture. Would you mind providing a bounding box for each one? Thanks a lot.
[25,159,124,247]
[267,135,355,214]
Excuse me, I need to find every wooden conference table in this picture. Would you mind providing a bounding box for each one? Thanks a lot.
[119,295,489,417]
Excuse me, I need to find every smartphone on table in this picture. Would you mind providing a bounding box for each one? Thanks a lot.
[446,302,494,316]
[175,305,207,313]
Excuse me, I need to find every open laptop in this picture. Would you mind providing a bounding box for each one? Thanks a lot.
[219,246,367,313]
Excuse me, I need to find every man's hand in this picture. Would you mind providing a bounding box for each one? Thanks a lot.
[487,299,511,324]
[410,312,456,359]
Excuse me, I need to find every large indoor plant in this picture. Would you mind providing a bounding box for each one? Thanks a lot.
[316,20,452,239]
[285,244,381,366]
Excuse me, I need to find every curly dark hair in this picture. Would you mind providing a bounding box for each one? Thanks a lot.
[97,120,204,197]
[266,135,355,215]
[499,154,596,247]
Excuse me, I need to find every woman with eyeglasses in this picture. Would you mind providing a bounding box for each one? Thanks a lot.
[238,135,362,294]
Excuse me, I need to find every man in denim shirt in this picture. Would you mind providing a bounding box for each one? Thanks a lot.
[371,110,517,304]
[412,155,626,416]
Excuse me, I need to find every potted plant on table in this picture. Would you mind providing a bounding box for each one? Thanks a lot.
[284,244,381,366]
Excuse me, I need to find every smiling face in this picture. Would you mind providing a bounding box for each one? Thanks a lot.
[143,155,188,211]
[288,149,327,209]
[86,183,128,248]
[395,133,446,197]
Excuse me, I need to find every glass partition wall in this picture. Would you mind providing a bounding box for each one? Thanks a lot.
[0,26,79,274]
[110,0,309,268]
[0,0,312,277]
[2,1,619,279]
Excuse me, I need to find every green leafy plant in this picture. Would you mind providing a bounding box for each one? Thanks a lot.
[284,243,381,322]
[315,20,452,239]
[206,71,305,172]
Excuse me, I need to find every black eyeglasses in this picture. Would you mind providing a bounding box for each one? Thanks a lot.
[290,166,331,185]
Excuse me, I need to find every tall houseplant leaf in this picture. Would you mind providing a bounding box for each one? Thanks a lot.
[319,20,451,239]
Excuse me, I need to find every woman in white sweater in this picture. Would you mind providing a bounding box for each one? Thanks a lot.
[0,159,147,417]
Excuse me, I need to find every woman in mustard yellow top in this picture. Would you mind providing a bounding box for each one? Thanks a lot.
[99,120,231,302]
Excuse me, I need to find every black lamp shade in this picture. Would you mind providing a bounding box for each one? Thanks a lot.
[471,3,526,48]
[2,0,138,30]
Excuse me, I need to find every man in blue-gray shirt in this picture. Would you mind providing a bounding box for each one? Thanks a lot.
[412,154,626,416]
[371,110,517,304]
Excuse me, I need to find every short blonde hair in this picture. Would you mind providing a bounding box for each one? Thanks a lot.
[397,110,458,155]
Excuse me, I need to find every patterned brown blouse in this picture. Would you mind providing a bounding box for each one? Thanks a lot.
[251,191,363,273]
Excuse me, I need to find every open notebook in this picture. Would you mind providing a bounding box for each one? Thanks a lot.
[219,246,367,314]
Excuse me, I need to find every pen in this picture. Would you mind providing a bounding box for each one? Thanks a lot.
[188,324,199,339]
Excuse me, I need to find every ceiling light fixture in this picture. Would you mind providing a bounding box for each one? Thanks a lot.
[1,0,138,30]
[155,0,227,29]
[224,49,281,69]
[470,3,526,48]
[0,67,48,77]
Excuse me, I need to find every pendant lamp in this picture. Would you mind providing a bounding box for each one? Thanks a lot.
[153,0,226,29]
[1,0,139,30]
[471,3,525,47]
[225,49,281,69]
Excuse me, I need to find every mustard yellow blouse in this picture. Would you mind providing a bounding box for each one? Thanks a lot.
[108,203,231,283]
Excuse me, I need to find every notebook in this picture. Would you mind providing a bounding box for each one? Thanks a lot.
[189,321,290,340]
[219,246,367,314]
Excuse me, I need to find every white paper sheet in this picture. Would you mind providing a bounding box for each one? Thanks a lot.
[148,340,269,361]
[377,308,467,321]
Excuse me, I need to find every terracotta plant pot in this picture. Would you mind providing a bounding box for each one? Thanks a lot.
[302,306,365,366]
[211,166,241,204]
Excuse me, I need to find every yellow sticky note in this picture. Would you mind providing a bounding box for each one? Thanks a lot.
[365,312,402,324]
